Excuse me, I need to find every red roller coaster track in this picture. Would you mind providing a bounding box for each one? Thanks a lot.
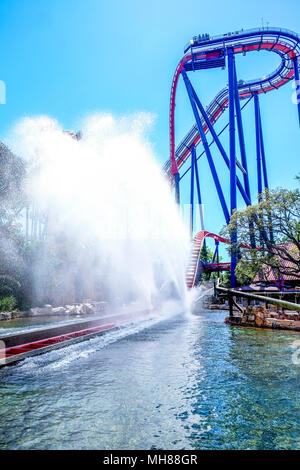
[166,27,300,176]
[186,231,252,289]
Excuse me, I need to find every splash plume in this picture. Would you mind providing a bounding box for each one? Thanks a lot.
[8,113,189,310]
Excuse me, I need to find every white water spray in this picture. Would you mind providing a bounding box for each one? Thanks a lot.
[8,113,189,311]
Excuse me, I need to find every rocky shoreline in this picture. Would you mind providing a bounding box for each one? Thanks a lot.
[0,301,107,322]
[225,304,300,332]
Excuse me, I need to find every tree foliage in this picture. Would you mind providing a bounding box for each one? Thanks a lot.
[200,244,215,264]
[222,185,300,285]
[199,243,223,282]
[0,142,26,224]
[0,142,32,309]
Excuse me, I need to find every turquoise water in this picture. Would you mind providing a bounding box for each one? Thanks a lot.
[0,310,299,450]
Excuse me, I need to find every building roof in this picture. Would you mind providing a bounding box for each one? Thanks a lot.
[254,242,300,283]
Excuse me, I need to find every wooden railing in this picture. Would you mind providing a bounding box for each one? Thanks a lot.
[215,284,300,316]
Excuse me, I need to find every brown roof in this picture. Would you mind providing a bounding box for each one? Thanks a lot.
[254,243,300,283]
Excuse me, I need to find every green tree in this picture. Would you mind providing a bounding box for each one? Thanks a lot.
[222,185,300,285]
[200,244,215,264]
[199,243,223,282]
[0,142,31,309]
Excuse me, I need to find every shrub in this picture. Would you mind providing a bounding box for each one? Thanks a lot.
[0,295,17,312]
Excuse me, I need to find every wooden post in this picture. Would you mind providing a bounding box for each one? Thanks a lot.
[229,292,233,317]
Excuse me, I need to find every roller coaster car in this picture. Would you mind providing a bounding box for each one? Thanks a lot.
[184,33,211,52]
[193,33,210,44]
[184,49,225,71]
[205,50,224,60]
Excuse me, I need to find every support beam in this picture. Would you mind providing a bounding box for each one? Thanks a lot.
[179,96,253,182]
[212,247,217,264]
[212,241,219,264]
[194,148,205,231]
[258,106,269,190]
[233,59,251,202]
[228,48,237,288]
[182,70,230,224]
[257,105,274,243]
[254,93,263,201]
[254,92,269,246]
[293,56,300,127]
[228,49,237,215]
[174,172,180,205]
[190,145,195,237]
[233,61,256,249]
[190,82,251,206]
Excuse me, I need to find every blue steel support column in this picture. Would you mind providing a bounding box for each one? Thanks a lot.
[179,96,253,182]
[216,240,220,278]
[254,92,267,246]
[228,48,237,288]
[212,245,217,264]
[190,83,251,206]
[233,61,257,249]
[257,104,269,190]
[194,150,205,231]
[293,56,300,127]
[212,241,219,264]
[233,60,251,201]
[174,173,180,205]
[182,70,230,224]
[254,93,263,201]
[190,145,195,238]
[258,104,274,243]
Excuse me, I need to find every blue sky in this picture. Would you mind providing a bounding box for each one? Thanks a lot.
[0,0,299,255]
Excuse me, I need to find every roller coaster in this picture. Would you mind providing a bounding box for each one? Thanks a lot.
[2,26,300,368]
[164,27,300,288]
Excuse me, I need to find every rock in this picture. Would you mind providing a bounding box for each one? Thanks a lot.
[81,303,95,315]
[0,312,12,321]
[43,304,53,314]
[254,314,264,327]
[264,318,300,330]
[65,305,79,315]
[29,306,54,316]
[79,304,88,314]
[257,311,265,319]
[64,303,96,315]
[52,307,66,314]
[29,307,43,316]
[264,318,277,328]
[258,303,266,312]
[275,319,298,328]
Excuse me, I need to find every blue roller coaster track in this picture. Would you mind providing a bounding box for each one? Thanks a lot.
[165,26,300,288]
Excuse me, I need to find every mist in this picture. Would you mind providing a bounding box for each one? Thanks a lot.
[7,112,189,311]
